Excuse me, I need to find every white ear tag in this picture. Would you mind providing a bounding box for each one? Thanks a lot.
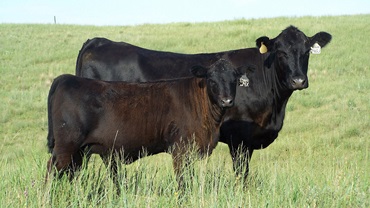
[310,42,321,54]
[239,74,250,87]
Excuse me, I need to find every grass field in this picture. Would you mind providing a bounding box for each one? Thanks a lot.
[1,14,369,207]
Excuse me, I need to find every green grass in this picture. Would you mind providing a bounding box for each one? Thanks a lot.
[1,14,369,207]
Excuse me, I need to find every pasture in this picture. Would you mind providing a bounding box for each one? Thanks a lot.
[1,14,369,207]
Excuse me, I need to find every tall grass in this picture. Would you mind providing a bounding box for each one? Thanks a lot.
[1,14,369,207]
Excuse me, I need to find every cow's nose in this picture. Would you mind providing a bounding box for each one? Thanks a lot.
[291,78,306,89]
[221,98,234,107]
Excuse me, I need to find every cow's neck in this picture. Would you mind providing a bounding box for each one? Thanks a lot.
[187,78,225,150]
[196,79,225,130]
[260,58,293,131]
[206,99,225,148]
[209,102,225,126]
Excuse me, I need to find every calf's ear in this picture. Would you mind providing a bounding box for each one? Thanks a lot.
[310,32,332,48]
[256,36,272,54]
[191,65,208,78]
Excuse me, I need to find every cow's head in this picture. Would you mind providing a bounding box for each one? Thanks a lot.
[191,59,254,108]
[256,26,332,90]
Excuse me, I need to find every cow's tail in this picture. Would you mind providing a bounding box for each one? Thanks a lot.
[75,37,109,76]
[47,76,62,153]
[75,38,93,76]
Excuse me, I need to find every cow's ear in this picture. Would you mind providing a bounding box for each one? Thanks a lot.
[256,36,272,54]
[309,32,332,48]
[191,65,208,78]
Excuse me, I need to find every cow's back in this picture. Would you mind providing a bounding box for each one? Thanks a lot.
[75,38,244,81]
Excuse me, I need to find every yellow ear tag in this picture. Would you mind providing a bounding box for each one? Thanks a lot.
[259,42,268,54]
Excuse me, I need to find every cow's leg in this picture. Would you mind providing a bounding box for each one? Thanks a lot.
[46,150,80,182]
[229,143,254,181]
[46,131,84,182]
[172,148,195,192]
[69,150,87,179]
[46,155,56,183]
[46,153,72,183]
[172,151,184,190]
[220,121,254,181]
[101,154,121,195]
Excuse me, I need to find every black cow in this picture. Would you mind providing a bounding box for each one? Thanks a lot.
[46,59,252,190]
[76,26,332,179]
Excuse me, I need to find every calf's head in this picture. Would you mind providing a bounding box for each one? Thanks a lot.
[191,59,252,108]
[256,26,332,90]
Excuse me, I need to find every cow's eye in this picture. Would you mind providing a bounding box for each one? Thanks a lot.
[277,51,288,59]
[208,80,219,93]
[230,77,238,85]
[208,79,217,87]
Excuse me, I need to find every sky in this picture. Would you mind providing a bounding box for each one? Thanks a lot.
[1,0,369,26]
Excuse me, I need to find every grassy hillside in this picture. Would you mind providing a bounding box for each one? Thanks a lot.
[0,14,369,207]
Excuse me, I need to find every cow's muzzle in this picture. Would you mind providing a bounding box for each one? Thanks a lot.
[291,78,308,90]
[220,97,234,108]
